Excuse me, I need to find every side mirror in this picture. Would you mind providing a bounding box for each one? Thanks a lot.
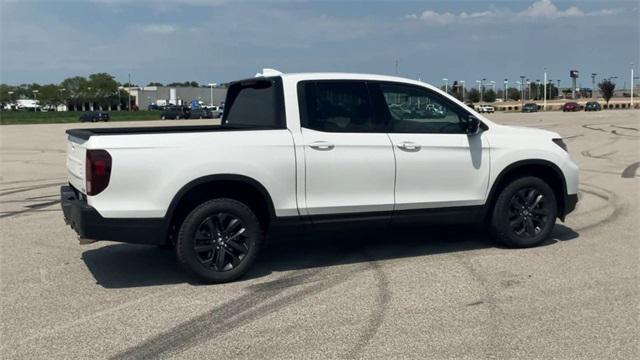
[467,115,481,135]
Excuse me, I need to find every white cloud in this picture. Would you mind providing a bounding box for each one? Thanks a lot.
[407,0,619,25]
[519,0,583,18]
[406,9,495,25]
[137,24,178,34]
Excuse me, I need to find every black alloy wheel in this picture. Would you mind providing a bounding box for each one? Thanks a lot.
[507,187,551,238]
[193,213,249,272]
[176,198,263,283]
[491,176,557,248]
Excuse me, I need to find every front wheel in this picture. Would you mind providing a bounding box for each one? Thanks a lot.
[490,176,557,248]
[176,198,263,283]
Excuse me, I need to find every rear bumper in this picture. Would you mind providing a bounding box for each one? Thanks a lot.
[61,186,167,245]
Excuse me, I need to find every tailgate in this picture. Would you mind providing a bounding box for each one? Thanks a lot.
[66,135,87,194]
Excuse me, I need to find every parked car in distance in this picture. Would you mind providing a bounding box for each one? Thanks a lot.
[190,108,214,119]
[562,102,580,112]
[522,103,539,113]
[160,106,191,120]
[585,101,601,111]
[79,112,110,122]
[476,104,495,113]
[62,71,579,283]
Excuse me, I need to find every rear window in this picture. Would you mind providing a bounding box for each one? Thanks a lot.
[223,77,284,128]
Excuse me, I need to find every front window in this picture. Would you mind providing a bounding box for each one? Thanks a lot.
[376,83,469,134]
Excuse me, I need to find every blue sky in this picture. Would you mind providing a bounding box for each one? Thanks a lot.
[1,0,638,88]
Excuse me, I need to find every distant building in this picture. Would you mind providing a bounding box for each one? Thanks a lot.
[123,85,227,109]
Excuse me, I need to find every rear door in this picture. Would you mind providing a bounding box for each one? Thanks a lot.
[298,80,395,217]
[370,82,490,211]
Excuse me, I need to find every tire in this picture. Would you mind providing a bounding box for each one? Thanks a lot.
[490,176,557,248]
[176,198,263,283]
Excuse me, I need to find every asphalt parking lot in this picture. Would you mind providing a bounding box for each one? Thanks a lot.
[1,111,638,359]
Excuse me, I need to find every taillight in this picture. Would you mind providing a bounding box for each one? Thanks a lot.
[86,150,112,196]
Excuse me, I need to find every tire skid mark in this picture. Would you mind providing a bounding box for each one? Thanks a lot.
[563,134,584,141]
[345,253,390,359]
[111,264,368,360]
[0,200,61,219]
[581,149,618,159]
[0,177,65,186]
[0,182,65,197]
[582,124,609,132]
[451,253,523,358]
[611,129,640,138]
[581,168,626,176]
[621,162,640,178]
[573,183,620,232]
[611,125,638,132]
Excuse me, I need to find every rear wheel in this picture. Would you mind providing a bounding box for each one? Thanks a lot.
[176,198,263,283]
[491,176,557,248]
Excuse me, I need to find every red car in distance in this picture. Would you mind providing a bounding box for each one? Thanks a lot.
[562,102,580,112]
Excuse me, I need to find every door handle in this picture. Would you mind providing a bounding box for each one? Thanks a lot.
[309,141,335,151]
[397,141,421,152]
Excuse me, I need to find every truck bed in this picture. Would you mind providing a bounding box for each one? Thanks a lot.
[65,124,265,140]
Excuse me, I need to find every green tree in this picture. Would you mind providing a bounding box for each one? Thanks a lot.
[0,84,15,104]
[598,79,616,105]
[507,87,521,101]
[38,84,62,107]
[88,73,118,110]
[484,89,496,103]
[467,88,480,103]
[60,76,88,110]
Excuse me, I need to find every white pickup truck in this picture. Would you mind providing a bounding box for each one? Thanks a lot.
[62,70,579,283]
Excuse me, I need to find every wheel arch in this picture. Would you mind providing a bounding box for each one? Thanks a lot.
[486,159,569,221]
[164,174,277,243]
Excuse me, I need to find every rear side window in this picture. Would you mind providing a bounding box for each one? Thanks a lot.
[223,78,284,128]
[298,81,384,132]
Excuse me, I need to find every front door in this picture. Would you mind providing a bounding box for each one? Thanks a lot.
[371,82,490,211]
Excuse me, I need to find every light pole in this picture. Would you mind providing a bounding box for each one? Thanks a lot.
[8,91,14,104]
[543,68,547,111]
[519,75,526,106]
[503,79,508,101]
[208,83,217,107]
[631,63,634,108]
[526,79,531,100]
[557,79,561,98]
[32,90,39,111]
[460,80,465,101]
[476,80,481,102]
[128,73,132,112]
[442,78,449,93]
